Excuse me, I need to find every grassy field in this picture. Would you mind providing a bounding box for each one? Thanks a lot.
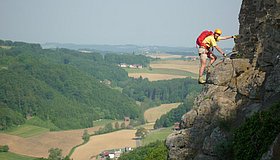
[3,124,49,138]
[142,127,173,146]
[0,152,37,160]
[92,119,117,127]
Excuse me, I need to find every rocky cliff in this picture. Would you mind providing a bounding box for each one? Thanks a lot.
[166,0,280,159]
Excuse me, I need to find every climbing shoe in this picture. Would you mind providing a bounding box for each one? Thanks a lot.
[198,76,206,84]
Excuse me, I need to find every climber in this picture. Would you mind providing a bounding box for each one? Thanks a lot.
[196,28,236,84]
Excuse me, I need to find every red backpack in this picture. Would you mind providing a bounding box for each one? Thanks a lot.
[196,30,213,48]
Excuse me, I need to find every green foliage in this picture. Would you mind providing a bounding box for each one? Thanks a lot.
[122,77,201,104]
[0,105,25,130]
[82,129,90,142]
[104,53,151,67]
[233,102,280,160]
[120,122,126,129]
[114,122,120,129]
[48,148,63,160]
[3,124,49,138]
[135,127,148,138]
[119,141,168,160]
[215,139,234,160]
[0,152,38,160]
[92,119,116,127]
[26,117,60,131]
[0,145,9,152]
[95,123,118,135]
[0,40,141,130]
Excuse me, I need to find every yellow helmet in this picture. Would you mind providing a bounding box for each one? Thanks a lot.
[214,29,222,35]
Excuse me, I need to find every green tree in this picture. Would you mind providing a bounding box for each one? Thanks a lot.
[82,129,90,142]
[115,122,120,129]
[48,148,63,160]
[0,145,9,152]
[135,127,148,138]
[120,122,126,129]
[104,123,113,132]
[119,141,167,160]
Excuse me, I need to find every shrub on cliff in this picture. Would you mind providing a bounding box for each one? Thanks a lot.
[233,102,280,160]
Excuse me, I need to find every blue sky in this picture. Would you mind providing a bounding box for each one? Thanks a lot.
[0,0,242,47]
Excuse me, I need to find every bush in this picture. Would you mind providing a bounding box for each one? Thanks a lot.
[233,102,280,160]
[0,145,9,152]
[215,139,234,160]
[119,141,168,160]
[82,129,90,142]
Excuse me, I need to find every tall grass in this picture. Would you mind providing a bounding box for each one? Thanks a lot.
[0,152,38,160]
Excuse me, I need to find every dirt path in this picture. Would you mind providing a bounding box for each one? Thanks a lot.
[71,130,137,160]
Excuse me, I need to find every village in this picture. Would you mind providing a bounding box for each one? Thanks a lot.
[92,116,180,160]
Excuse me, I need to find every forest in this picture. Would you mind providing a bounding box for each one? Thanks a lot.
[0,40,201,130]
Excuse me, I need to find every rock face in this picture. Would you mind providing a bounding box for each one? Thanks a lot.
[166,0,280,159]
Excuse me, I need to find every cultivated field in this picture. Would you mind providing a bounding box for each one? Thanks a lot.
[128,73,187,81]
[145,53,183,59]
[144,103,181,123]
[150,59,200,74]
[0,126,100,158]
[127,55,200,81]
[71,130,137,160]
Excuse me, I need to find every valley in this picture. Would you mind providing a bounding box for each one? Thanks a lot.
[0,44,200,160]
[0,103,181,159]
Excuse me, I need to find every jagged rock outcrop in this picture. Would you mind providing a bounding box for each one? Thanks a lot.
[166,0,280,159]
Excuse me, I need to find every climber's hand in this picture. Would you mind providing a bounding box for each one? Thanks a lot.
[232,35,239,39]
[223,53,227,57]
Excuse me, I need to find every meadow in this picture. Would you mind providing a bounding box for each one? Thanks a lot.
[0,152,37,160]
[142,127,173,146]
[3,124,49,138]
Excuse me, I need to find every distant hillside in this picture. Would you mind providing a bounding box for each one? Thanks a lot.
[0,40,141,130]
[42,43,198,56]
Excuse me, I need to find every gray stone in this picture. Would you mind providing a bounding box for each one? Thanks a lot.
[193,154,217,160]
[207,60,234,86]
[261,133,280,160]
[202,127,227,156]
